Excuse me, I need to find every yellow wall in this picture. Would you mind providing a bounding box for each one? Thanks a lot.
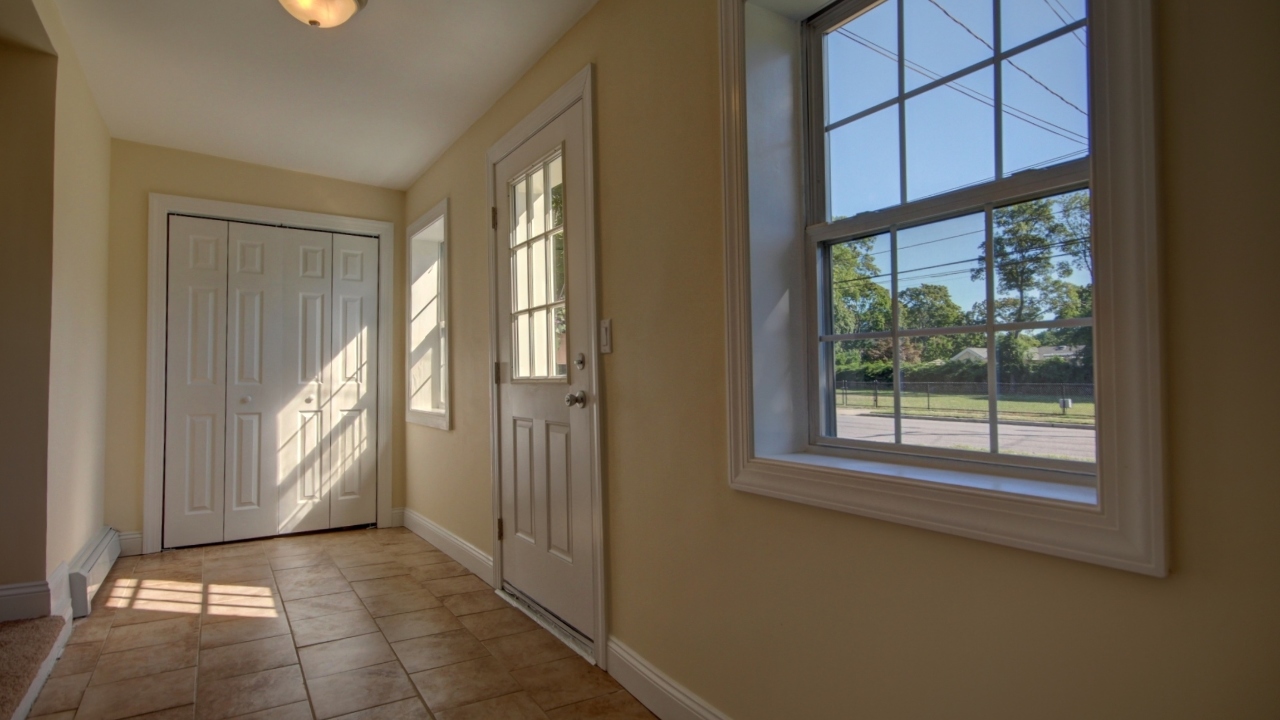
[0,38,56,586]
[35,0,112,578]
[105,140,406,534]
[402,0,1280,717]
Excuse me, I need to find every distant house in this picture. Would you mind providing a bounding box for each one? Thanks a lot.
[949,345,1084,364]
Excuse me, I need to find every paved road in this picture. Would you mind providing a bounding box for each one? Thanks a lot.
[836,409,1096,462]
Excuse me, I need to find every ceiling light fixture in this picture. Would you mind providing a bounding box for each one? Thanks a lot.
[278,0,368,29]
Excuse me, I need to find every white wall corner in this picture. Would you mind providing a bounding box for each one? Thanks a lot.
[68,527,120,617]
[402,508,493,583]
[606,639,734,720]
[389,507,405,527]
[117,531,143,557]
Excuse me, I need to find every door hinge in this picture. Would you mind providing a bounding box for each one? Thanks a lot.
[494,361,501,384]
[491,207,497,230]
[498,518,504,541]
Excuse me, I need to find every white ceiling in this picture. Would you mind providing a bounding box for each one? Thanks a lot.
[55,0,598,189]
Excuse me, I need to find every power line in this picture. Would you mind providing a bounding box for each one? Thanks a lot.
[833,236,1090,287]
[1040,0,1088,48]
[922,0,1087,116]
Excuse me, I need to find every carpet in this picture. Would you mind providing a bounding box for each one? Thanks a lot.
[0,617,65,720]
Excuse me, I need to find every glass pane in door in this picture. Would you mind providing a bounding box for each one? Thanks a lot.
[510,151,568,380]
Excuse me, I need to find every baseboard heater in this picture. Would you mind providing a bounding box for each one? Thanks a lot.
[69,528,120,618]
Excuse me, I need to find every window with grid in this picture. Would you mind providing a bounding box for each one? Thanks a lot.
[509,151,568,380]
[808,0,1094,472]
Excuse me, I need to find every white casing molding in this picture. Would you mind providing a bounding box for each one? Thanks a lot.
[69,527,120,617]
[10,616,73,720]
[117,532,143,557]
[144,194,397,553]
[607,639,733,720]
[401,508,493,581]
[388,507,405,528]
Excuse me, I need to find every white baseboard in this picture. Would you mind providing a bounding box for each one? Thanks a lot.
[0,580,52,623]
[606,639,733,720]
[118,531,143,557]
[388,507,405,527]
[11,614,73,720]
[47,563,71,621]
[401,508,493,582]
[69,527,120,618]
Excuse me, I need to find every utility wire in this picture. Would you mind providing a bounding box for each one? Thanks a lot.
[923,0,1087,116]
[1040,0,1088,47]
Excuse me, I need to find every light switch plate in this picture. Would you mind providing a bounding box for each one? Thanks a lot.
[600,319,613,354]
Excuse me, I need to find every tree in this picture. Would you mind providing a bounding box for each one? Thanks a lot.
[972,197,1076,331]
[830,238,890,335]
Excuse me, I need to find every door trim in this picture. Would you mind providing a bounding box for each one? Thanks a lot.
[485,65,607,667]
[144,193,397,554]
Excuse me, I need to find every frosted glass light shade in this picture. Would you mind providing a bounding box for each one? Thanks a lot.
[278,0,368,28]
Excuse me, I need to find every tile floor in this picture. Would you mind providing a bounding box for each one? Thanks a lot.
[31,528,655,720]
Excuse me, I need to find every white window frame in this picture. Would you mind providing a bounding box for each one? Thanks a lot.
[721,0,1166,575]
[406,198,451,430]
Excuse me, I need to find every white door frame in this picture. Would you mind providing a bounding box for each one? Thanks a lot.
[143,193,397,554]
[486,65,607,667]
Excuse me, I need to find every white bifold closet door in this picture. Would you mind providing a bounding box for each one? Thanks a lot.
[165,215,378,548]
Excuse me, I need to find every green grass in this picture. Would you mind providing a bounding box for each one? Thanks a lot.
[834,390,1096,426]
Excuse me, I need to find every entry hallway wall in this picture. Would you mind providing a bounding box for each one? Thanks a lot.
[105,140,407,536]
[35,0,112,580]
[402,0,1280,717]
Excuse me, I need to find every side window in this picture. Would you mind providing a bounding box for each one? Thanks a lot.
[407,200,450,429]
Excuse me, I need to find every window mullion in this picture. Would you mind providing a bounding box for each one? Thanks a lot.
[890,225,902,445]
[984,204,999,454]
[896,0,906,207]
[993,0,1003,179]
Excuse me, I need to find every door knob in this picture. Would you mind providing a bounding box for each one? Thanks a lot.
[564,391,586,408]
[241,396,252,404]
[305,396,314,404]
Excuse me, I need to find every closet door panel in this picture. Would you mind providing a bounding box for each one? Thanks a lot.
[224,223,284,541]
[164,216,229,548]
[329,234,379,528]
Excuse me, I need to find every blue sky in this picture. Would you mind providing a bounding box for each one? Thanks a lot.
[826,0,1089,220]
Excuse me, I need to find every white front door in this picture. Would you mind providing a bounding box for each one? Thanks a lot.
[165,219,379,547]
[495,99,597,641]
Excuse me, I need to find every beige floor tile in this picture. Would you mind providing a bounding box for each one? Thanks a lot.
[130,705,196,720]
[50,641,101,677]
[348,576,423,600]
[107,606,201,628]
[76,667,196,720]
[410,657,522,713]
[422,576,490,598]
[390,628,489,674]
[92,636,198,686]
[262,539,324,559]
[544,692,655,720]
[203,588,284,625]
[440,592,509,617]
[482,629,576,671]
[103,615,199,654]
[227,700,313,720]
[408,563,468,583]
[298,632,395,679]
[374,608,462,643]
[198,635,298,681]
[435,693,548,720]
[68,617,114,645]
[339,563,409,583]
[275,566,352,601]
[290,609,379,647]
[284,592,365,622]
[394,551,452,568]
[329,698,429,720]
[510,657,621,712]
[195,665,307,720]
[307,661,417,720]
[202,544,265,561]
[28,710,76,720]
[203,553,272,571]
[29,671,92,715]
[379,542,434,557]
[203,563,274,584]
[269,553,330,571]
[200,616,292,649]
[456,609,538,641]
[328,551,388,570]
[359,590,442,618]
[131,570,205,587]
